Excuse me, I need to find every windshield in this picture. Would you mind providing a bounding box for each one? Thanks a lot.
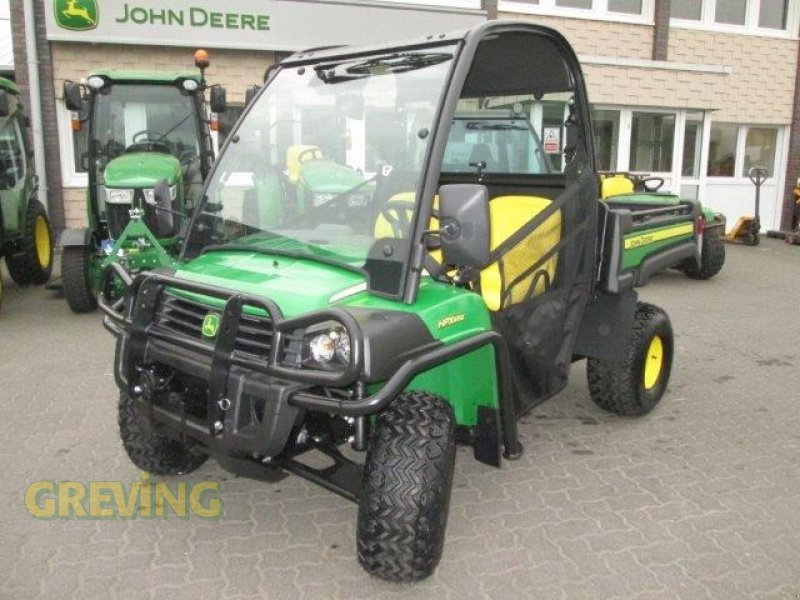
[92,83,200,170]
[184,45,458,295]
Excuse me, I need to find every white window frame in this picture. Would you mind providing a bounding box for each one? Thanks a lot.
[670,0,800,39]
[56,99,88,188]
[706,122,784,182]
[500,0,656,25]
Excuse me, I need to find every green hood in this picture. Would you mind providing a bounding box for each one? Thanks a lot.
[175,249,366,318]
[104,152,181,189]
[300,160,364,193]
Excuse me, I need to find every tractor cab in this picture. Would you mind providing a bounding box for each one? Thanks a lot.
[59,51,227,312]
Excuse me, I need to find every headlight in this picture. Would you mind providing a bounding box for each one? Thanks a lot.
[86,75,105,90]
[106,188,133,204]
[312,192,336,207]
[303,323,350,370]
[182,79,199,92]
[143,185,177,204]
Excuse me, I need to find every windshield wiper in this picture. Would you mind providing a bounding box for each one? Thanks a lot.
[155,113,193,143]
[466,122,528,131]
[316,52,452,83]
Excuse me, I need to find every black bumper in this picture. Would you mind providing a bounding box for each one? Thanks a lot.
[103,270,521,461]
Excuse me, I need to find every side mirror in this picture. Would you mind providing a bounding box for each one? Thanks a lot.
[438,184,491,269]
[245,85,260,106]
[63,81,83,112]
[0,90,8,117]
[209,85,226,113]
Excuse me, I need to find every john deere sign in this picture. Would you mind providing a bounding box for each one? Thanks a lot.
[45,0,484,52]
[54,0,98,31]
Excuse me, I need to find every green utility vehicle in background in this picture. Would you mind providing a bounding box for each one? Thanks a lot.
[599,172,726,280]
[103,22,705,582]
[0,76,53,309]
[59,50,226,312]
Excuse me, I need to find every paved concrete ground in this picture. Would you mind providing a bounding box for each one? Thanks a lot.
[1,239,799,599]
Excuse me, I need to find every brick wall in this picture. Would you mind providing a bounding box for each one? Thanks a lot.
[50,43,275,228]
[652,0,671,60]
[782,48,800,230]
[669,29,797,124]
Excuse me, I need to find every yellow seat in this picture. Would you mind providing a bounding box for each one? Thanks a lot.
[480,196,561,311]
[286,145,323,184]
[375,194,561,311]
[374,193,440,239]
[600,174,635,199]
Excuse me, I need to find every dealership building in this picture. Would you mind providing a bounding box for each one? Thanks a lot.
[8,0,800,234]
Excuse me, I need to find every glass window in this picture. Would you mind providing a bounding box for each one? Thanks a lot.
[218,104,245,146]
[707,123,738,176]
[556,0,592,9]
[759,0,788,28]
[715,0,747,24]
[608,0,643,13]
[671,0,702,19]
[0,114,26,189]
[743,127,777,176]
[591,109,620,172]
[630,111,675,173]
[682,111,704,178]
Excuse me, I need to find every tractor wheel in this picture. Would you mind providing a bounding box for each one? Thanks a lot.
[119,390,208,475]
[357,391,456,582]
[587,302,673,417]
[6,199,53,286]
[681,229,725,280]
[62,246,98,313]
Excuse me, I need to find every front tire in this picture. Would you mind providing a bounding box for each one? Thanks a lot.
[6,199,53,285]
[62,246,98,313]
[681,229,725,280]
[119,390,208,475]
[357,392,456,582]
[587,302,673,416]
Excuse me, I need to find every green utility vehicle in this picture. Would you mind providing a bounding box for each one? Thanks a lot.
[103,22,703,582]
[599,172,726,280]
[0,76,53,308]
[59,51,226,312]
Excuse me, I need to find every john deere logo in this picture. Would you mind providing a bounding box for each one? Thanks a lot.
[54,0,98,31]
[201,313,220,338]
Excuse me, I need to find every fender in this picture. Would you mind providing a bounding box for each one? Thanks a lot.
[59,228,93,248]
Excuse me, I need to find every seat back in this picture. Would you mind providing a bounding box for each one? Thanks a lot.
[480,195,561,311]
[600,174,635,199]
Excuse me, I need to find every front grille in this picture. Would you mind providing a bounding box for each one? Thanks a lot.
[154,292,274,357]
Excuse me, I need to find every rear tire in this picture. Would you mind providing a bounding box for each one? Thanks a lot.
[62,246,98,313]
[6,199,53,286]
[119,390,208,475]
[681,229,725,280]
[357,391,456,582]
[587,302,673,416]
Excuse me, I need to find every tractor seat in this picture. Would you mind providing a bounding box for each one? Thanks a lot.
[600,174,635,199]
[375,194,562,312]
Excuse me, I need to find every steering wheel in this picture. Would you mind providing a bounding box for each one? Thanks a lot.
[378,200,415,238]
[640,177,665,193]
[297,147,323,164]
[127,130,172,155]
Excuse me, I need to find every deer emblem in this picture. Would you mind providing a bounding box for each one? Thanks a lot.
[62,0,95,25]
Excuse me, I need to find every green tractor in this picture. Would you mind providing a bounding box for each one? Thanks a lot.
[59,50,226,312]
[103,22,705,582]
[0,76,54,309]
